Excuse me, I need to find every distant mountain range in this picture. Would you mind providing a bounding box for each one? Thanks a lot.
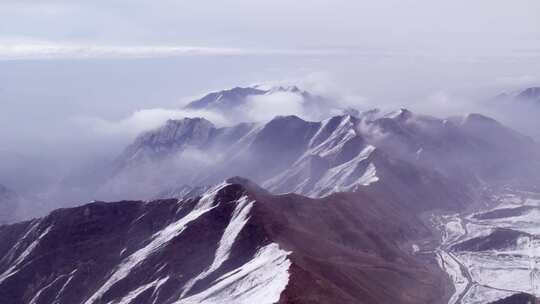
[183,85,337,123]
[37,86,540,214]
[1,85,540,303]
[185,85,326,110]
[103,107,538,203]
[495,86,540,104]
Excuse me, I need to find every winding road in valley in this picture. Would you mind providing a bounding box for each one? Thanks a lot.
[435,192,540,303]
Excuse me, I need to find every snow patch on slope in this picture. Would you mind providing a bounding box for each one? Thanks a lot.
[307,115,357,158]
[111,276,170,304]
[55,269,78,303]
[29,274,66,304]
[0,223,52,284]
[359,162,379,186]
[313,145,378,196]
[177,243,291,304]
[181,196,254,296]
[84,183,229,304]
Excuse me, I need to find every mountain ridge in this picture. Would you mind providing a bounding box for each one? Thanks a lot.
[102,107,539,204]
[0,178,450,304]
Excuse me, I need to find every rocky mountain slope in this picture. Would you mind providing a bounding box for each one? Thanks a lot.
[0,178,449,304]
[2,104,539,303]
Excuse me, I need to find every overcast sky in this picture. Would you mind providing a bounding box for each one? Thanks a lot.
[1,0,539,55]
[1,0,540,172]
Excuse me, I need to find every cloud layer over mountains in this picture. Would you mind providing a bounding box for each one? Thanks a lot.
[2,82,540,211]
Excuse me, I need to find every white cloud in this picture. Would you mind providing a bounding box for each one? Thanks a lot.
[409,91,480,117]
[77,108,229,138]
[76,81,351,139]
[243,92,306,121]
[296,72,369,109]
[0,41,342,60]
[249,73,370,115]
[0,42,244,60]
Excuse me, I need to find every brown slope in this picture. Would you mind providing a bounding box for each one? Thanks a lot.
[243,182,450,304]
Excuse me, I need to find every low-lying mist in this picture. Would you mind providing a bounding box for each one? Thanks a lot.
[1,55,539,220]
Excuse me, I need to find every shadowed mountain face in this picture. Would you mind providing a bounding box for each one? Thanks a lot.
[0,179,448,304]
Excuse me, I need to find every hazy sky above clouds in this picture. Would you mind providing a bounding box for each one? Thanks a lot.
[1,0,539,55]
[1,0,540,168]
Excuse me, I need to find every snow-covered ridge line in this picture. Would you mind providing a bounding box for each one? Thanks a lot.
[81,180,292,304]
[313,145,378,197]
